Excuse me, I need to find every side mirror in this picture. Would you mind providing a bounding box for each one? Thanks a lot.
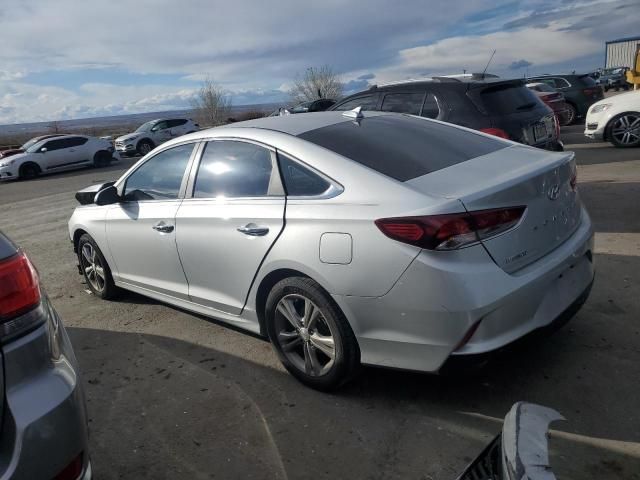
[95,185,120,206]
[40,147,47,153]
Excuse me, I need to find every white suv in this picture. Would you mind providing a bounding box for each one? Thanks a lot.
[0,134,116,180]
[115,118,199,156]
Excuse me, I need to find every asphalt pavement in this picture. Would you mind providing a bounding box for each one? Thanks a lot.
[0,128,639,479]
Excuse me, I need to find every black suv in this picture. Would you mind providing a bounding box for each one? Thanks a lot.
[526,74,604,124]
[330,75,562,151]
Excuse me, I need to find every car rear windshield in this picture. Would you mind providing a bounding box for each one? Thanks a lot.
[469,82,542,115]
[297,115,506,182]
[575,75,597,87]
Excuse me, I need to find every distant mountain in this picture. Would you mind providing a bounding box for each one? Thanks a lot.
[0,103,280,138]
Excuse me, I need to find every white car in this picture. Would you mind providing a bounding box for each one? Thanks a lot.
[115,118,199,156]
[584,90,640,147]
[0,134,117,180]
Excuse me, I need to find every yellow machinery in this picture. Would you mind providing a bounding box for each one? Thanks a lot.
[625,45,640,90]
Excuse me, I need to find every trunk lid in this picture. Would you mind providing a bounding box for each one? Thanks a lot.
[406,145,582,273]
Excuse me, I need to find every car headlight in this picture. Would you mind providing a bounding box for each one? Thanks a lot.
[0,158,16,168]
[591,103,611,114]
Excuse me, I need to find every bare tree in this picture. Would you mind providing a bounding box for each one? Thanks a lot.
[289,65,344,104]
[190,78,232,127]
[48,120,62,134]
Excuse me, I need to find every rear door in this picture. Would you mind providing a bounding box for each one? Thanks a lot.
[105,142,196,297]
[175,139,285,314]
[38,138,77,170]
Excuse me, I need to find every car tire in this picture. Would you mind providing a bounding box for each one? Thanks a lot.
[19,162,41,180]
[606,112,640,148]
[137,140,154,156]
[93,150,112,168]
[265,277,360,390]
[563,103,577,125]
[77,234,118,299]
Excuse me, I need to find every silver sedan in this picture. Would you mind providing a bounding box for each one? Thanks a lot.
[68,111,595,390]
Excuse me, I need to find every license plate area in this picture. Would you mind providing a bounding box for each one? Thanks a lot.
[533,122,548,142]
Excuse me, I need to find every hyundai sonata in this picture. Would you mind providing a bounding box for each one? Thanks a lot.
[68,110,594,390]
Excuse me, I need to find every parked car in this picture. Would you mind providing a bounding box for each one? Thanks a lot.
[0,231,91,478]
[0,134,66,160]
[69,111,594,390]
[329,75,563,151]
[115,118,199,156]
[585,90,640,147]
[597,66,631,91]
[270,99,336,116]
[526,74,604,124]
[0,134,117,180]
[526,82,571,126]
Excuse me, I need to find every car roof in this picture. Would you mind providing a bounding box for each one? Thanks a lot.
[218,110,389,136]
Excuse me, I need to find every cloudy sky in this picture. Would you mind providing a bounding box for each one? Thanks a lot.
[0,0,636,124]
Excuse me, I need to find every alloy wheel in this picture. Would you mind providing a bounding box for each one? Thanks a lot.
[140,143,152,155]
[81,243,106,292]
[611,114,640,146]
[274,294,336,376]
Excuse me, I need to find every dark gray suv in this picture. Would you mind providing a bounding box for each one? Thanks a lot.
[0,232,91,479]
[330,75,563,151]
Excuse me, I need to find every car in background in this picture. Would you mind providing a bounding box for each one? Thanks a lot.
[0,134,117,180]
[585,90,640,147]
[527,74,604,125]
[269,99,336,116]
[115,118,199,157]
[0,134,65,160]
[526,82,570,126]
[69,111,593,390]
[597,66,631,92]
[0,231,91,479]
[329,74,563,151]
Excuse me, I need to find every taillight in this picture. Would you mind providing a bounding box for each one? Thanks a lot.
[582,88,599,96]
[479,128,510,139]
[0,251,41,320]
[375,207,526,251]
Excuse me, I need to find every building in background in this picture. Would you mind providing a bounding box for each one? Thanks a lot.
[605,36,640,68]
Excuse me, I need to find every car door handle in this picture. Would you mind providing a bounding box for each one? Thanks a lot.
[152,222,174,233]
[237,224,269,236]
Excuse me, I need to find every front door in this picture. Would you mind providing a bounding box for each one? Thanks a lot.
[105,142,196,298]
[175,140,285,314]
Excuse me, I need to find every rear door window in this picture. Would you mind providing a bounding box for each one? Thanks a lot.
[67,137,89,147]
[298,115,506,181]
[193,141,279,198]
[43,138,74,151]
[421,93,441,119]
[333,95,377,111]
[381,92,424,115]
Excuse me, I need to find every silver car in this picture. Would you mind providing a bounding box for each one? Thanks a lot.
[68,111,594,390]
[0,232,91,478]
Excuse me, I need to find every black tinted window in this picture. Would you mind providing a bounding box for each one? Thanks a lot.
[43,138,74,151]
[298,115,506,182]
[68,137,88,147]
[333,95,377,111]
[278,154,330,196]
[194,141,274,198]
[421,93,440,119]
[124,143,193,200]
[576,75,596,87]
[381,92,424,115]
[472,83,541,115]
[169,119,188,127]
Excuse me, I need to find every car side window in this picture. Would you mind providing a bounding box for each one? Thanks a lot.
[123,143,194,201]
[421,93,441,119]
[169,119,187,127]
[334,95,377,111]
[152,121,168,131]
[277,153,331,197]
[554,78,571,88]
[68,137,89,147]
[381,92,424,115]
[42,138,73,151]
[193,141,277,198]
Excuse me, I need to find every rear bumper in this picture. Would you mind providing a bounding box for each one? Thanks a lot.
[334,207,594,373]
[0,298,91,479]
